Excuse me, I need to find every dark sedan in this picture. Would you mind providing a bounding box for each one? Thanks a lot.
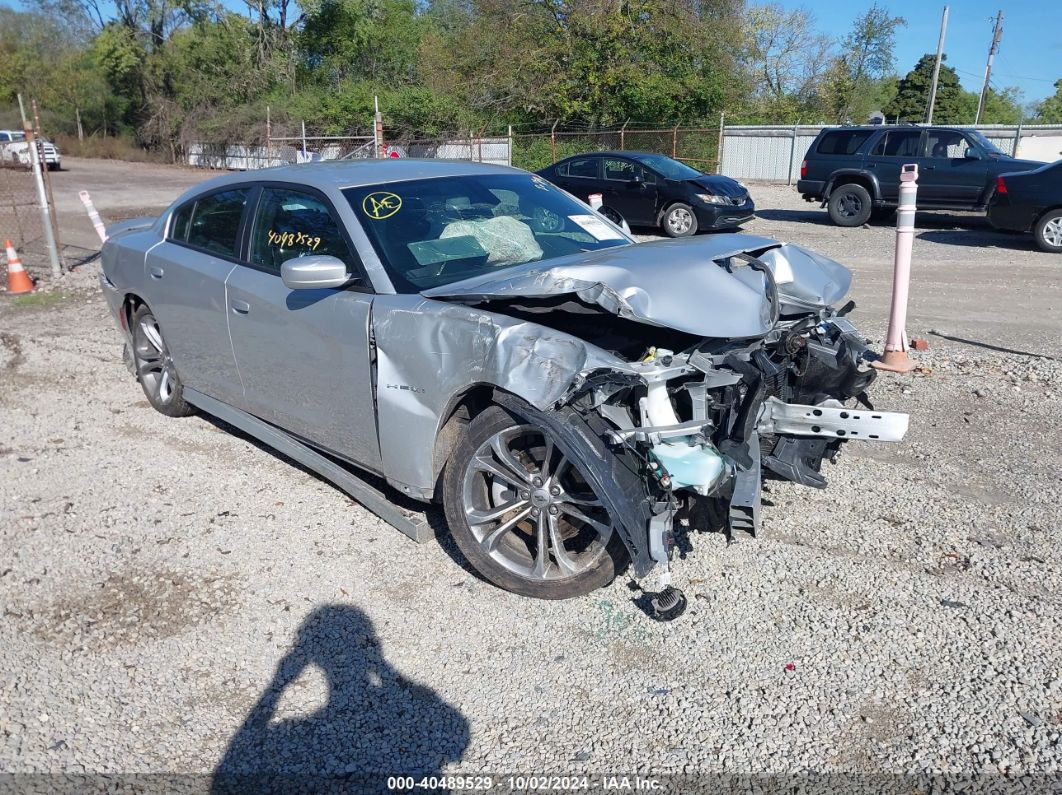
[537,151,754,237]
[988,160,1062,253]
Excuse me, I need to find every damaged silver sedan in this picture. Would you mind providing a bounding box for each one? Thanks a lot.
[100,160,907,609]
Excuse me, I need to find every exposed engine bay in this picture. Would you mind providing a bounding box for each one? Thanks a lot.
[425,234,909,612]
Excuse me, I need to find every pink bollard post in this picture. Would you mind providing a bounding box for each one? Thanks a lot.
[588,192,603,210]
[872,163,919,374]
[79,190,107,244]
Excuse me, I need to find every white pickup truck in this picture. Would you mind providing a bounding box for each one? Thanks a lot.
[0,130,61,170]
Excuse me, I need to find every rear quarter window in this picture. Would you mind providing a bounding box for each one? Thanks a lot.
[816,130,873,155]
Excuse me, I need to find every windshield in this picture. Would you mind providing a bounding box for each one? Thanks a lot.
[344,174,631,292]
[967,130,1006,156]
[630,153,702,180]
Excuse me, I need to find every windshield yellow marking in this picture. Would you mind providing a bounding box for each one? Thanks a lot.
[362,192,403,220]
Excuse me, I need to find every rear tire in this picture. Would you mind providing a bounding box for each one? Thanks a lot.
[1033,210,1062,253]
[827,183,873,227]
[443,405,628,599]
[130,303,195,417]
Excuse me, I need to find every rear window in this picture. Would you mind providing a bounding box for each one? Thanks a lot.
[816,130,872,155]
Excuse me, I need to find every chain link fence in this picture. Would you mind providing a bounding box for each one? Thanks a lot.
[0,129,63,279]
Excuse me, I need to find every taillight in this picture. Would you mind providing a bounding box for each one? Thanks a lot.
[800,159,808,179]
[995,176,1007,194]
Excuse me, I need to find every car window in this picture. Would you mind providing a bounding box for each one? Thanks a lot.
[184,188,250,257]
[250,187,359,274]
[870,131,922,158]
[629,153,701,180]
[816,130,873,155]
[603,158,637,181]
[170,201,194,242]
[564,158,599,179]
[344,173,630,293]
[926,130,971,159]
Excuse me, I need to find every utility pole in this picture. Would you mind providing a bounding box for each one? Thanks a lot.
[975,11,1004,125]
[925,6,949,124]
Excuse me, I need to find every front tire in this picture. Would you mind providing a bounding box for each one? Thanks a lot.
[1033,210,1062,253]
[827,183,873,227]
[443,405,628,599]
[662,203,698,237]
[130,304,194,417]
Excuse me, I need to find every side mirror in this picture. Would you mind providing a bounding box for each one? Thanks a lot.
[281,255,352,290]
[630,174,644,185]
[964,148,982,160]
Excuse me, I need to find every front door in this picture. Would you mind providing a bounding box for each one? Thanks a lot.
[225,185,382,470]
[864,129,924,202]
[919,129,991,207]
[601,157,658,225]
[143,187,250,405]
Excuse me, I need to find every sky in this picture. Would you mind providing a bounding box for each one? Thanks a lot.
[778,0,1060,105]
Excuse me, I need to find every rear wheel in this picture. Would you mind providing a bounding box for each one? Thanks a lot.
[443,406,627,599]
[827,183,873,227]
[130,304,194,417]
[1033,210,1062,253]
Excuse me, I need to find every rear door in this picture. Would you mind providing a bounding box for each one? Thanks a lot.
[919,129,991,207]
[143,187,250,405]
[601,156,658,225]
[224,184,382,470]
[552,156,602,203]
[864,129,924,202]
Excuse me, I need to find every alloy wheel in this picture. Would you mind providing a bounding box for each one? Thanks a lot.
[133,313,177,405]
[461,425,613,581]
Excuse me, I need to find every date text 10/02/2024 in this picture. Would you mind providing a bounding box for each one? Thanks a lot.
[385,775,663,791]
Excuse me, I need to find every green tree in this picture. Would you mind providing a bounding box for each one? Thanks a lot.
[885,53,966,123]
[820,4,905,123]
[738,3,832,122]
[1034,80,1062,123]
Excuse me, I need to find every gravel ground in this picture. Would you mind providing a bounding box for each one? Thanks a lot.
[1,169,1061,789]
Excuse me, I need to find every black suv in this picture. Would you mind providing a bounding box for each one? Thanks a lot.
[797,125,1043,227]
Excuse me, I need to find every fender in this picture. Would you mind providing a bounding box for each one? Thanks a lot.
[822,169,882,206]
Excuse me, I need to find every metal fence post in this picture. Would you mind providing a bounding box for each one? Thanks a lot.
[1013,119,1023,157]
[507,125,513,166]
[266,105,272,167]
[671,123,679,158]
[550,119,559,163]
[32,99,63,267]
[716,112,725,174]
[787,123,799,186]
[620,119,629,151]
[17,94,61,278]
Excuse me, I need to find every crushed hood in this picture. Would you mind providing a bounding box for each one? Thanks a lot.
[690,174,747,197]
[423,234,851,339]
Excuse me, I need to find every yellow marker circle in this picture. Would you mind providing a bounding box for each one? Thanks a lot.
[362,191,402,220]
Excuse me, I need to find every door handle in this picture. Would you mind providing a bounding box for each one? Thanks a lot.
[923,165,936,171]
[149,266,164,279]
[230,300,250,315]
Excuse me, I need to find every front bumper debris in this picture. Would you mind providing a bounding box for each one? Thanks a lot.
[757,397,909,442]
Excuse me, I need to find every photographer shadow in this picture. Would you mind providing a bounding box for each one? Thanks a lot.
[212,604,469,793]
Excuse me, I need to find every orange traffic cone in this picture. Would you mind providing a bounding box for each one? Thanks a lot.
[4,240,33,296]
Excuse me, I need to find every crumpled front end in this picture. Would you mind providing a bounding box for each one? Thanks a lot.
[426,236,909,587]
